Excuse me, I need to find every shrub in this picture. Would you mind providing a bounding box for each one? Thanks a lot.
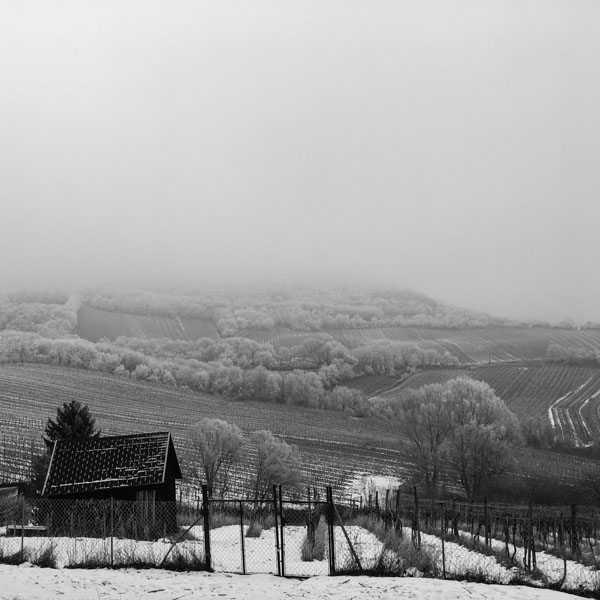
[0,548,22,566]
[162,546,207,571]
[301,516,327,561]
[209,511,240,529]
[245,521,264,538]
[29,544,58,569]
[67,557,108,569]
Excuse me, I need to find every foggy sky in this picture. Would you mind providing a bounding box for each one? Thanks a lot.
[1,0,599,323]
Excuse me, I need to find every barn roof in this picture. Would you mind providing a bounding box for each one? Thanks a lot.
[42,432,182,497]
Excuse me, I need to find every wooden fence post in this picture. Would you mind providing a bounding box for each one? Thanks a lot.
[484,497,489,547]
[529,499,536,570]
[570,504,578,556]
[413,485,421,547]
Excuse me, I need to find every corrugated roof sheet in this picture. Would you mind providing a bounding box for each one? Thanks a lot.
[43,432,181,496]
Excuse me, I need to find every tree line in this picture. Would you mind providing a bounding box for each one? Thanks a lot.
[0,330,458,417]
[547,343,600,366]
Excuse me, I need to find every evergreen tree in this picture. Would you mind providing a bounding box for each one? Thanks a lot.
[31,400,100,495]
[43,400,100,451]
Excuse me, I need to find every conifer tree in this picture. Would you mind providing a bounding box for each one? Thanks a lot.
[31,400,100,494]
[43,400,100,451]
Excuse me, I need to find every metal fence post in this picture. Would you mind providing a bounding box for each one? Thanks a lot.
[278,485,286,576]
[239,501,246,575]
[439,502,446,579]
[202,485,212,571]
[327,486,336,575]
[110,497,114,567]
[272,484,281,576]
[20,496,25,562]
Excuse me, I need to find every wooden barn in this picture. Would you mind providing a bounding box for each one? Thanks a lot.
[41,432,182,536]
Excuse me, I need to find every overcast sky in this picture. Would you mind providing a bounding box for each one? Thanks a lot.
[1,0,599,322]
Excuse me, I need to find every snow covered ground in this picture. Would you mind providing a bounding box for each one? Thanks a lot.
[205,524,383,575]
[0,525,383,575]
[1,524,597,598]
[459,529,600,592]
[0,565,582,600]
[413,529,514,583]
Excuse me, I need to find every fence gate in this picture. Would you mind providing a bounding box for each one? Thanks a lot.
[202,485,336,576]
[204,489,279,574]
[278,485,332,576]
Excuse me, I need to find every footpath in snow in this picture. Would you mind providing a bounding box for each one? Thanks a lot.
[0,564,581,600]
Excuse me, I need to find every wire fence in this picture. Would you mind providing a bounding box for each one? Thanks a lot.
[2,487,600,593]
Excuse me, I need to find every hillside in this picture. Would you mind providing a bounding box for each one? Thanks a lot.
[75,304,219,342]
[0,364,401,492]
[3,286,600,501]
[244,325,600,363]
[0,364,597,502]
[74,301,600,365]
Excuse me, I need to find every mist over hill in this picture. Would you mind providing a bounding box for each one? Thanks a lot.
[2,2,600,324]
[1,283,514,333]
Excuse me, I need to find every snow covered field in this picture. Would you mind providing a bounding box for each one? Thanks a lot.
[1,523,598,598]
[0,565,582,600]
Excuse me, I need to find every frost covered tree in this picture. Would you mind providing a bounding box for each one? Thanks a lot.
[444,378,522,501]
[188,418,245,498]
[249,430,303,501]
[396,377,521,502]
[395,383,452,501]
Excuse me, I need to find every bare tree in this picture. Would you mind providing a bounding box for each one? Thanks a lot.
[188,418,245,498]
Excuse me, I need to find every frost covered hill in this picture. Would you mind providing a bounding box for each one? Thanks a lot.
[0,565,581,600]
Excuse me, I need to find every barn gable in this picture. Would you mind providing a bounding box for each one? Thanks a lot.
[42,432,182,497]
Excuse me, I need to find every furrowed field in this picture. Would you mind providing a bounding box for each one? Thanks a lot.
[241,325,600,364]
[76,304,219,342]
[0,363,597,498]
[76,305,600,364]
[0,364,402,494]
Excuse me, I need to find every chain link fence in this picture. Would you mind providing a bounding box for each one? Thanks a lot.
[2,487,600,593]
[0,497,193,568]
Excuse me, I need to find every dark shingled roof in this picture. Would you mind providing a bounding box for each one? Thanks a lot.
[42,432,182,496]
